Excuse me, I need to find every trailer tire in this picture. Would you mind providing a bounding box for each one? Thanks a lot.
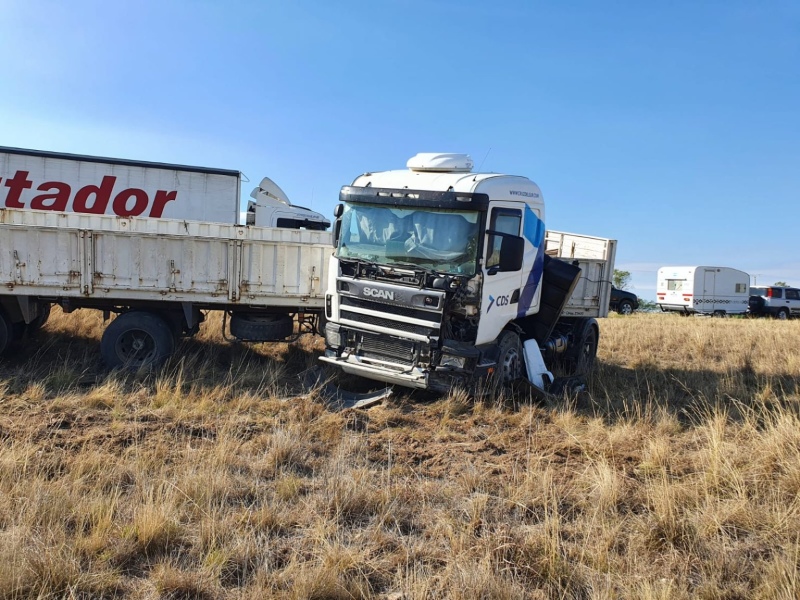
[101,311,175,370]
[229,313,294,341]
[26,303,52,335]
[0,311,11,355]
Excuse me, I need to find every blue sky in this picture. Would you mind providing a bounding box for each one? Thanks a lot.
[2,0,798,298]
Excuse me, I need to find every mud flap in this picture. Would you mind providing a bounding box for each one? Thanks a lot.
[522,339,553,390]
[302,366,393,410]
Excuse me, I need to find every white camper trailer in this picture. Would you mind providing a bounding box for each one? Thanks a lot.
[656,266,750,316]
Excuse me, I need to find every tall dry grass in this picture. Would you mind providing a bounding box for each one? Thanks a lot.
[0,308,799,598]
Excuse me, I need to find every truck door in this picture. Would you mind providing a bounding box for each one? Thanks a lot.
[703,269,716,312]
[478,204,526,345]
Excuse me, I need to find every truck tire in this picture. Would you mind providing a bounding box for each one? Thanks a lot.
[26,302,52,335]
[564,320,599,376]
[100,311,175,370]
[494,330,523,387]
[775,308,789,320]
[0,310,11,355]
[229,313,294,341]
[617,300,634,315]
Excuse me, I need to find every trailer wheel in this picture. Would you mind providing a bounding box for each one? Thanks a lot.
[0,311,11,355]
[493,331,523,387]
[775,308,790,320]
[101,311,175,370]
[26,302,52,335]
[229,313,294,341]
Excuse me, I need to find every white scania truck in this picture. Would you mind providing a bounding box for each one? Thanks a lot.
[0,147,331,365]
[319,153,617,394]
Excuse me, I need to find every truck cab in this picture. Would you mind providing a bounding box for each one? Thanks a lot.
[320,153,613,394]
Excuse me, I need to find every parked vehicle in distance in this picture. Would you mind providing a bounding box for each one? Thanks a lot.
[656,266,749,316]
[748,286,800,320]
[610,287,639,315]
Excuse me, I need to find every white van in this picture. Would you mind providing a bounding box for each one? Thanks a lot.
[656,266,750,316]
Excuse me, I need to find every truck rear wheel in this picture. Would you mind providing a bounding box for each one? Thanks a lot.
[574,324,598,375]
[229,313,294,341]
[564,321,598,376]
[101,311,175,370]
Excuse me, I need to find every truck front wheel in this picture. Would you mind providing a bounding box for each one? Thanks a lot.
[101,311,175,370]
[494,331,523,387]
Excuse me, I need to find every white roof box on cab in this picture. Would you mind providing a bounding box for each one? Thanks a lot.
[406,153,474,173]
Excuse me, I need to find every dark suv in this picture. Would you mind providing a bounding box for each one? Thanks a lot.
[610,287,639,315]
[748,286,800,319]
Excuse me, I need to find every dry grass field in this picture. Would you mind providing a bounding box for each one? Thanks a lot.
[1,308,799,599]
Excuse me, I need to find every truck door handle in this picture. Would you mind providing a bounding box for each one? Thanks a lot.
[511,289,520,304]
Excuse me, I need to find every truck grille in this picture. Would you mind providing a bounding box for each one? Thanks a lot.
[359,332,416,366]
[339,296,442,338]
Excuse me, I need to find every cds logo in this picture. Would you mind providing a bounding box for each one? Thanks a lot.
[363,287,395,301]
[487,294,510,312]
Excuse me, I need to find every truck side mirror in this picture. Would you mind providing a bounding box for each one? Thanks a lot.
[333,219,342,248]
[333,204,344,218]
[498,235,524,272]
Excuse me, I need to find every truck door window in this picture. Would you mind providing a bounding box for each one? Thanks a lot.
[486,209,521,269]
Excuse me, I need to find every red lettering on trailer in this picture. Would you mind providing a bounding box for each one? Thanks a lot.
[1,170,179,217]
[112,188,148,217]
[73,176,116,214]
[31,182,72,211]
[4,170,33,208]
[149,190,177,217]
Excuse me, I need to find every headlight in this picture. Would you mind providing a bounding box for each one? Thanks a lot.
[440,354,466,369]
[325,323,342,348]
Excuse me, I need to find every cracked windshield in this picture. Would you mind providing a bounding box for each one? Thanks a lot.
[336,204,480,276]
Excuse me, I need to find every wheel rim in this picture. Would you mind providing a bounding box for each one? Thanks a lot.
[115,329,157,367]
[620,303,632,315]
[499,345,521,383]
[778,310,788,320]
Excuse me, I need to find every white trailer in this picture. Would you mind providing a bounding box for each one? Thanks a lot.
[0,146,330,230]
[0,207,331,366]
[656,266,750,316]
